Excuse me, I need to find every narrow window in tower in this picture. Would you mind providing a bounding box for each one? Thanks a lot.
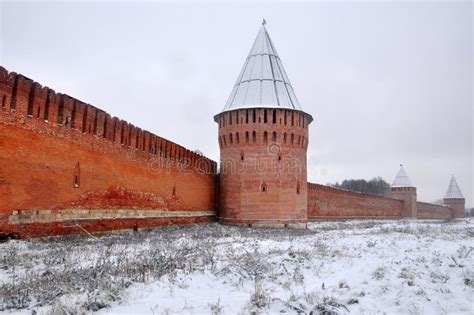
[264,110,267,123]
[284,111,287,125]
[272,131,277,142]
[291,112,294,126]
[229,112,232,125]
[283,133,287,144]
[246,109,249,123]
[246,131,249,144]
[263,131,268,144]
[229,133,233,145]
[236,111,239,124]
[252,131,256,143]
[291,133,295,145]
[272,110,276,124]
[240,151,245,161]
[253,109,256,123]
[73,162,80,188]
[236,132,240,144]
[223,135,227,146]
[278,153,282,161]
[172,184,176,197]
[261,182,267,193]
[258,116,261,123]
[297,182,300,195]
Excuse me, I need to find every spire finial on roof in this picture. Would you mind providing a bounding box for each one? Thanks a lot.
[262,18,266,25]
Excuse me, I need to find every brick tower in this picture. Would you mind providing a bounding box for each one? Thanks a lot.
[390,165,417,218]
[443,175,465,218]
[214,21,313,228]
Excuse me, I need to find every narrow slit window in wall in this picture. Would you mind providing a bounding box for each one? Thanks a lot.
[73,162,80,188]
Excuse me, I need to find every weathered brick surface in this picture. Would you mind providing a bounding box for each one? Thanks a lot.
[417,202,453,219]
[443,198,465,218]
[0,66,217,238]
[215,109,312,226]
[308,183,403,220]
[390,187,418,218]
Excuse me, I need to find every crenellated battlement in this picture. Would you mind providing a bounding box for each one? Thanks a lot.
[0,66,217,174]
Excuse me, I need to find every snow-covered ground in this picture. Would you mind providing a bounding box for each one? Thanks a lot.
[1,219,473,314]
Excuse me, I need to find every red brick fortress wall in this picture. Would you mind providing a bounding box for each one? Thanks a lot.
[215,108,312,227]
[308,183,403,220]
[416,202,453,219]
[0,66,217,238]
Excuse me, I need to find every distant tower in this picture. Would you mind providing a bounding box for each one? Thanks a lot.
[214,22,313,228]
[443,175,465,218]
[390,165,417,218]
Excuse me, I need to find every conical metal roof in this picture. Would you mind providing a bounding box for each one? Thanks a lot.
[222,21,302,112]
[444,175,464,199]
[391,165,415,188]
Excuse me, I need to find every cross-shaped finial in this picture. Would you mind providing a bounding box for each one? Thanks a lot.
[262,18,266,26]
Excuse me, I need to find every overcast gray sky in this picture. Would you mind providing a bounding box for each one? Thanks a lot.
[1,1,472,207]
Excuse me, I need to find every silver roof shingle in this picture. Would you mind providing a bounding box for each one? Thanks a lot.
[392,165,415,188]
[444,175,464,199]
[222,22,302,112]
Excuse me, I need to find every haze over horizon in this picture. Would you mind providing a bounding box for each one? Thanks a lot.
[1,1,472,207]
